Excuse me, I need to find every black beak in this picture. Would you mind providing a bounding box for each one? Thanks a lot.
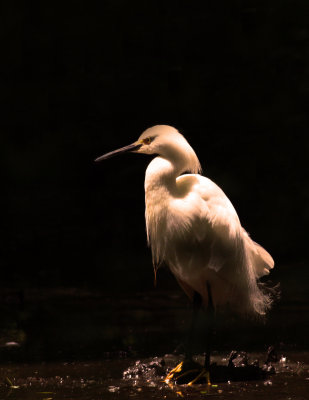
[94,143,142,162]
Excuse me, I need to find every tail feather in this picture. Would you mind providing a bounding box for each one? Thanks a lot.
[242,229,274,278]
[252,240,275,277]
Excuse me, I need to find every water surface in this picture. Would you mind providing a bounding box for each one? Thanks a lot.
[0,283,308,399]
[0,351,308,399]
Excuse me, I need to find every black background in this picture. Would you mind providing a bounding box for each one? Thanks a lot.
[2,0,308,296]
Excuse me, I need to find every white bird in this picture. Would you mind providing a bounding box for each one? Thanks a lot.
[95,125,275,384]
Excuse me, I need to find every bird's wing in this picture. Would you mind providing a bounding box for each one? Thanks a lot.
[185,175,274,278]
[171,175,274,314]
[173,174,239,238]
[194,175,241,237]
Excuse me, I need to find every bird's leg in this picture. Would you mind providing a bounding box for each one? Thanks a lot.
[164,287,216,385]
[185,291,202,360]
[204,282,215,384]
[164,292,203,384]
[205,282,215,367]
[187,283,214,386]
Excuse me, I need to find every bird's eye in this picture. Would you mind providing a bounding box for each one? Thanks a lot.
[143,137,152,145]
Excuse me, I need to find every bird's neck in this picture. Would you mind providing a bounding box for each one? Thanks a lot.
[144,151,201,265]
[144,156,178,265]
[144,156,179,196]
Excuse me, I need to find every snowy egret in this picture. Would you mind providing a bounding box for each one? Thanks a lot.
[95,125,275,384]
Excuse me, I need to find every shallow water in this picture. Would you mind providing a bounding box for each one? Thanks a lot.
[0,281,308,399]
[0,351,308,400]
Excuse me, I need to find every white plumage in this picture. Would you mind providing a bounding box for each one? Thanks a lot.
[139,125,274,316]
[96,125,274,317]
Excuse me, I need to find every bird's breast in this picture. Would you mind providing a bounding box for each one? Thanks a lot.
[145,183,210,266]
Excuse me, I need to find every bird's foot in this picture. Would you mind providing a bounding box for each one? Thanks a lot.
[164,360,211,385]
[187,368,211,386]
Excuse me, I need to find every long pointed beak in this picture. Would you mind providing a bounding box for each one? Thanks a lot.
[94,142,142,162]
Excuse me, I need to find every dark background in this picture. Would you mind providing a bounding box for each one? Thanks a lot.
[1,0,308,360]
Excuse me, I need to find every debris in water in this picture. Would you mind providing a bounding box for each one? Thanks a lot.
[266,346,278,364]
[123,357,165,381]
[5,342,20,347]
[108,385,120,392]
[228,351,248,368]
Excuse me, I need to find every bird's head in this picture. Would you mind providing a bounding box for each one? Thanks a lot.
[95,125,201,174]
[135,125,187,155]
